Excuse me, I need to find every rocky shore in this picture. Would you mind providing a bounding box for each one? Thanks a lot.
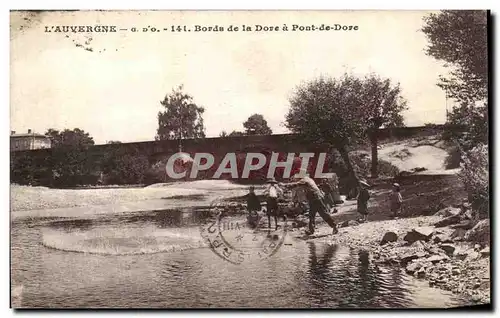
[308,203,491,305]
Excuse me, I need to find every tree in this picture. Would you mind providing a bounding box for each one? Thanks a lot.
[422,10,487,103]
[228,131,246,137]
[286,73,407,192]
[156,85,206,145]
[45,128,95,148]
[243,114,273,135]
[43,128,95,186]
[102,147,150,185]
[361,74,407,177]
[219,131,228,137]
[422,11,488,150]
[286,74,367,194]
[107,140,122,144]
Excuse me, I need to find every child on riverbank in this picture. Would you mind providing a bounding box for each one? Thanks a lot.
[246,186,261,228]
[390,183,403,218]
[264,178,284,229]
[357,180,371,222]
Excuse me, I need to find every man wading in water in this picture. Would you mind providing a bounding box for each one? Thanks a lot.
[284,170,339,236]
[263,178,284,230]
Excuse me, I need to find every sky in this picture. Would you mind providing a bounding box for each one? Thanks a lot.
[10,10,450,145]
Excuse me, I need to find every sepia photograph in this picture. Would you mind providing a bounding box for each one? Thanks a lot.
[9,9,490,309]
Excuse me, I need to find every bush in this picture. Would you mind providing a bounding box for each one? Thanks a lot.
[444,145,461,169]
[144,159,168,185]
[104,154,150,185]
[459,144,489,219]
[50,148,97,188]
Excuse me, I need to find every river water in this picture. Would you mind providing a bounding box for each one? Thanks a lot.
[11,207,467,308]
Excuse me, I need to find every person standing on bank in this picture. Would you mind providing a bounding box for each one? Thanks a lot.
[390,183,403,219]
[357,180,371,222]
[285,170,339,236]
[246,186,261,229]
[264,177,283,230]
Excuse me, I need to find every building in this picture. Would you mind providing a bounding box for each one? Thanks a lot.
[10,129,51,152]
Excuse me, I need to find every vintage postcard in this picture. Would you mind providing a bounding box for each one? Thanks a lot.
[10,10,490,309]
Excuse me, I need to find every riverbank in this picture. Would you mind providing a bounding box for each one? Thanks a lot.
[307,213,490,305]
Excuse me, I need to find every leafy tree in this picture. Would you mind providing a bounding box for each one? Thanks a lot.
[243,114,273,135]
[50,147,96,187]
[422,10,487,103]
[423,11,489,219]
[105,154,149,185]
[286,73,407,192]
[422,10,488,150]
[42,128,95,186]
[228,131,246,137]
[45,128,95,148]
[361,74,407,177]
[219,131,228,137]
[444,102,488,151]
[286,74,367,193]
[156,85,206,142]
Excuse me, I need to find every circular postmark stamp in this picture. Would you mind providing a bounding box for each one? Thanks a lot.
[200,197,288,265]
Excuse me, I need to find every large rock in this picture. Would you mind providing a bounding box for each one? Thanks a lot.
[451,228,468,241]
[434,207,461,218]
[411,240,427,251]
[453,248,472,260]
[380,231,398,245]
[400,251,427,265]
[450,220,475,230]
[433,234,453,244]
[404,227,434,244]
[465,250,481,262]
[406,261,422,275]
[465,219,490,245]
[439,243,456,255]
[434,215,461,228]
[480,246,490,257]
[416,267,426,278]
[427,254,449,264]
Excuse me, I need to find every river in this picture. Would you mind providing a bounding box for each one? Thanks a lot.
[11,204,467,308]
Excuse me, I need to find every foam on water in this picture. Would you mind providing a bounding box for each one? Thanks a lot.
[41,225,206,256]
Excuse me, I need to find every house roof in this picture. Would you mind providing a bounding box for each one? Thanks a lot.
[11,133,49,138]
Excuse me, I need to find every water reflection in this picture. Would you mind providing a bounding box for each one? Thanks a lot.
[307,242,340,307]
[302,243,418,308]
[11,214,466,308]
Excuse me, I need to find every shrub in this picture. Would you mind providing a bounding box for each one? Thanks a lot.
[444,145,461,169]
[459,144,489,219]
[105,154,150,185]
[50,148,97,187]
